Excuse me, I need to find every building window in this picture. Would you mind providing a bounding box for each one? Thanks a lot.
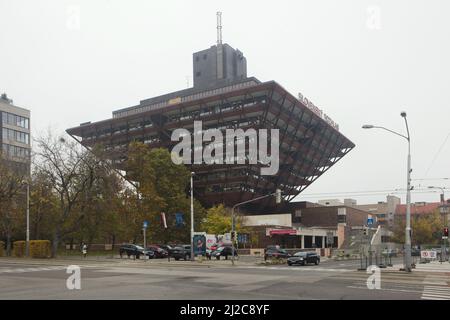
[337,215,346,223]
[203,53,207,60]
[292,210,302,223]
[1,111,29,129]
[2,127,29,144]
[195,56,200,62]
[2,143,30,159]
[196,71,201,77]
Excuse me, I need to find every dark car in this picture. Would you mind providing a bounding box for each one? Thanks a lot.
[158,244,174,253]
[170,245,191,261]
[147,245,168,259]
[119,244,154,259]
[411,248,421,257]
[211,246,238,260]
[264,247,291,260]
[287,252,320,266]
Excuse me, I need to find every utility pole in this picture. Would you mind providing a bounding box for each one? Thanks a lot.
[190,172,195,261]
[403,112,412,272]
[362,111,412,272]
[26,182,30,258]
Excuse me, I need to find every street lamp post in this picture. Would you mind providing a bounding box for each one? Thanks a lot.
[20,180,30,258]
[363,111,412,272]
[26,182,30,258]
[190,172,195,262]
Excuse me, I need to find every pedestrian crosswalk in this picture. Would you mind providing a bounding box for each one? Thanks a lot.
[0,266,67,274]
[422,286,450,300]
[420,273,450,300]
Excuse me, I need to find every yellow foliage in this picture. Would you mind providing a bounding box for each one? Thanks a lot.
[13,240,51,258]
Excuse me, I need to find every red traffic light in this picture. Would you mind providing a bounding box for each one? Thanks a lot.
[444,227,449,237]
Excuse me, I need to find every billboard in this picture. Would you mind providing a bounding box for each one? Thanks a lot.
[193,233,206,256]
[206,234,217,249]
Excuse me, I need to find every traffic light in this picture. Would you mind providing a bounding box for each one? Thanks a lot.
[363,227,368,236]
[444,227,449,237]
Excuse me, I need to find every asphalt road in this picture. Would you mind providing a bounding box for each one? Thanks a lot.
[0,257,449,300]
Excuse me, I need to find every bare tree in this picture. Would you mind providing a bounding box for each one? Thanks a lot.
[34,133,91,257]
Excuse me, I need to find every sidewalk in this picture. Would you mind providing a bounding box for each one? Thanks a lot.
[0,256,259,269]
[414,260,450,273]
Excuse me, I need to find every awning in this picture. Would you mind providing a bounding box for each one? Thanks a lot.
[269,229,297,236]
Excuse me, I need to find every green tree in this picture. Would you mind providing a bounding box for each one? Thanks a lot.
[34,133,93,257]
[200,204,246,235]
[392,210,444,245]
[124,142,206,244]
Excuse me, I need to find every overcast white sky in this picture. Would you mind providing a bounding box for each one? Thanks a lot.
[1,0,449,205]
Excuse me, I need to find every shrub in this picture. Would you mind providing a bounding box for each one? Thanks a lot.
[30,240,51,258]
[14,240,51,258]
[0,241,4,257]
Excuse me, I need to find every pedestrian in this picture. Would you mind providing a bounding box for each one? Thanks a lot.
[82,243,87,258]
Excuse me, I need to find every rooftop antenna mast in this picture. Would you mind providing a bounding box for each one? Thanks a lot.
[216,11,222,45]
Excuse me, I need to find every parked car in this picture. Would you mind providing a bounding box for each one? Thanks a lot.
[411,248,421,256]
[287,252,320,266]
[170,245,191,261]
[158,244,174,255]
[119,244,154,259]
[147,245,168,259]
[211,246,238,260]
[264,247,291,260]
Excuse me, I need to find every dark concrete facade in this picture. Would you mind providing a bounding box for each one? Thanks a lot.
[193,43,247,89]
[66,42,354,209]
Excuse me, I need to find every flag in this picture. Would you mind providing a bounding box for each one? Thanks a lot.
[175,213,184,227]
[160,212,167,229]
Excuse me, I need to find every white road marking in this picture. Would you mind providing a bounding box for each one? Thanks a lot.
[0,266,67,274]
[421,273,450,300]
[346,285,422,294]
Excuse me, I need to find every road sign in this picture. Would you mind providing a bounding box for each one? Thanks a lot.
[420,250,437,259]
[367,217,374,225]
[143,220,148,229]
[326,232,334,245]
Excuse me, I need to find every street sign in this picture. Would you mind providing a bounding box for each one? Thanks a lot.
[143,220,148,229]
[367,217,374,225]
[420,250,437,259]
[326,232,334,245]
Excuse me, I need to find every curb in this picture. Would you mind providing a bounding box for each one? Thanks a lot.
[0,257,256,269]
